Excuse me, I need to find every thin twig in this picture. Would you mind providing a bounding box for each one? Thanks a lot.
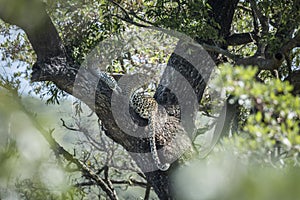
[60,118,79,131]
[111,14,150,28]
[144,184,151,200]
[75,179,148,187]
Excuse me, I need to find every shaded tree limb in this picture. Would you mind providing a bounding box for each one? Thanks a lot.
[280,32,300,54]
[75,179,148,188]
[236,55,284,70]
[207,0,239,38]
[144,184,151,200]
[0,0,65,60]
[225,32,257,46]
[286,70,300,96]
[200,43,284,71]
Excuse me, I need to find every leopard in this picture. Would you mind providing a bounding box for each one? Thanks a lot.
[95,70,176,171]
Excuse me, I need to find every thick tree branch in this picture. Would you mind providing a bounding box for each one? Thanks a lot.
[286,70,300,95]
[280,32,300,54]
[207,0,239,38]
[249,0,269,35]
[201,43,238,60]
[235,31,298,70]
[153,1,240,197]
[225,32,257,46]
[236,55,284,70]
[248,0,269,56]
[0,0,65,60]
[200,43,284,71]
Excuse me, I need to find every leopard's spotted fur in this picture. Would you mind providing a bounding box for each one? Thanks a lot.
[96,71,176,171]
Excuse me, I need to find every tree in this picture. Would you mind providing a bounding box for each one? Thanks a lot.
[0,0,300,199]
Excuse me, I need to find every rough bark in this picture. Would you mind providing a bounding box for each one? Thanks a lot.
[208,0,239,38]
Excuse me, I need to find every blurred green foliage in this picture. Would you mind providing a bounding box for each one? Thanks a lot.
[0,89,80,199]
[218,64,300,168]
[0,88,149,199]
[175,151,300,200]
[175,64,300,199]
